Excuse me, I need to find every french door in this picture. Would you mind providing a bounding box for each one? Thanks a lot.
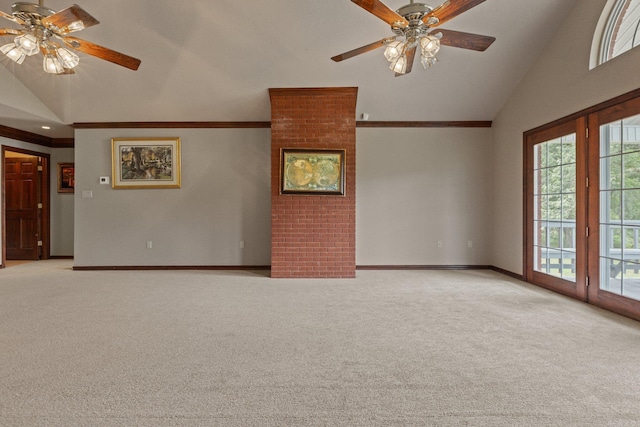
[525,94,640,321]
[524,118,587,300]
[587,97,640,319]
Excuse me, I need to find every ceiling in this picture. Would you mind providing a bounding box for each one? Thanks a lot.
[0,0,579,138]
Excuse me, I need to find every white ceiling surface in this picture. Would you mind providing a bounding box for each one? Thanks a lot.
[0,0,579,138]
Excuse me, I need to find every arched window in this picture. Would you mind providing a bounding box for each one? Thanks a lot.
[591,0,640,68]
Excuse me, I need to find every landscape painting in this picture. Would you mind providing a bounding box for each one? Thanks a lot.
[111,137,181,189]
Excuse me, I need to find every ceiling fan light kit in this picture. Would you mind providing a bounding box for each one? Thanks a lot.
[0,1,141,74]
[332,0,495,77]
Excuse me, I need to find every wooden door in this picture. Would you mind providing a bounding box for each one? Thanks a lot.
[5,156,40,260]
[524,118,588,300]
[587,96,640,321]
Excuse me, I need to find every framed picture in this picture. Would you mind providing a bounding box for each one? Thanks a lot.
[281,149,345,195]
[111,137,181,189]
[57,163,75,193]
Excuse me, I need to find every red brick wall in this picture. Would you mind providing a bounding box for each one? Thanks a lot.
[269,88,357,278]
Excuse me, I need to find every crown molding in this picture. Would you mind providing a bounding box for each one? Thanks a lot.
[0,124,74,148]
[73,122,271,129]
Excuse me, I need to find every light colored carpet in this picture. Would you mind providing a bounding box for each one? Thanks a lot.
[1,261,640,426]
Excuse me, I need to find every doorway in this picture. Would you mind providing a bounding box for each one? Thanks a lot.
[2,146,50,267]
[524,93,640,321]
[524,118,587,301]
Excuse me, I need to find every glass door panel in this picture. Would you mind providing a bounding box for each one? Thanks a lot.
[599,115,640,302]
[533,134,577,281]
[525,118,586,300]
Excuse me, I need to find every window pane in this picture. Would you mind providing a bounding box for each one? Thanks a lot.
[547,166,562,194]
[532,134,576,283]
[534,143,547,169]
[537,195,548,220]
[546,140,563,167]
[562,194,576,220]
[562,164,576,193]
[623,189,640,221]
[561,251,576,279]
[598,0,640,66]
[548,195,562,220]
[600,257,621,294]
[623,150,640,189]
[623,227,640,251]
[604,190,622,221]
[601,122,622,156]
[601,155,622,190]
[601,224,623,258]
[534,221,547,246]
[533,169,545,195]
[561,225,576,249]
[561,136,576,163]
[621,262,640,301]
[622,115,640,152]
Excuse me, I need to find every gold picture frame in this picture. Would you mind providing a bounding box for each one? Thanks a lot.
[111,137,181,189]
[281,149,345,195]
[57,162,74,193]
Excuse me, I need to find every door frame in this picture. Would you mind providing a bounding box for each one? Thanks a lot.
[523,88,640,321]
[586,96,640,321]
[523,117,588,301]
[1,146,50,267]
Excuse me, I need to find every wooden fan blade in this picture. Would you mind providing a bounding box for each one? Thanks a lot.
[351,0,408,27]
[437,29,495,51]
[332,37,395,62]
[0,28,22,36]
[395,46,416,77]
[42,5,100,35]
[427,0,486,27]
[62,36,141,70]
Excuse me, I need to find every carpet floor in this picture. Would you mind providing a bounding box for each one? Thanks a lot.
[1,260,640,426]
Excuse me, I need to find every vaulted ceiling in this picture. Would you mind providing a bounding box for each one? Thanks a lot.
[0,0,578,138]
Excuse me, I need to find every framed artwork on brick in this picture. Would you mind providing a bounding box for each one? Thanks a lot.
[281,149,345,195]
[111,137,181,189]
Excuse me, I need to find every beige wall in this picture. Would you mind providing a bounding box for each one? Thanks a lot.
[72,126,494,268]
[73,128,272,267]
[50,148,74,256]
[491,0,640,274]
[357,127,493,266]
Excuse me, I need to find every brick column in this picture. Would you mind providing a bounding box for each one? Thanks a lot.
[269,87,357,278]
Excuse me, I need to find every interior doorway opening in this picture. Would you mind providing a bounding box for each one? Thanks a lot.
[1,146,50,267]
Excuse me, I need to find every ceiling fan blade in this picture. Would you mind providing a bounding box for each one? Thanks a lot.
[426,0,486,27]
[395,46,416,77]
[42,4,100,35]
[0,28,22,36]
[0,9,25,26]
[62,36,141,70]
[437,29,495,51]
[351,0,408,27]
[332,37,395,62]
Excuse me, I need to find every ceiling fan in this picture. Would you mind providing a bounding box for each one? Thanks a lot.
[0,1,140,74]
[332,0,495,76]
